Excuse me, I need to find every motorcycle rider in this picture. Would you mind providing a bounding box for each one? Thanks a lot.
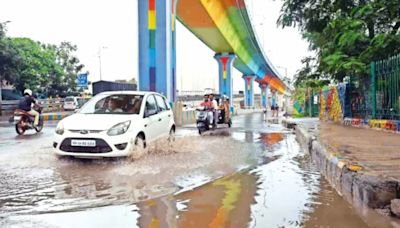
[222,96,231,123]
[209,94,219,128]
[18,89,39,127]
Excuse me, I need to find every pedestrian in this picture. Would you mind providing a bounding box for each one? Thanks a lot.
[271,90,279,118]
[223,97,230,123]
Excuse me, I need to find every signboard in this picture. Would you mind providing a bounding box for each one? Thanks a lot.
[77,73,88,88]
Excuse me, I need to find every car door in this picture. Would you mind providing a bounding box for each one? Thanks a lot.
[154,94,171,138]
[142,95,160,143]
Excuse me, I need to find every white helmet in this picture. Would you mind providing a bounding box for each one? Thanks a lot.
[24,89,32,96]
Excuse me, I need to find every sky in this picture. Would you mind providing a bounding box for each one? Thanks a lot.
[0,0,311,94]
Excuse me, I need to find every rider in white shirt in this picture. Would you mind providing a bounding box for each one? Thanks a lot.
[209,94,219,128]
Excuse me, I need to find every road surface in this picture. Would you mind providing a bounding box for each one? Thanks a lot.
[0,113,395,227]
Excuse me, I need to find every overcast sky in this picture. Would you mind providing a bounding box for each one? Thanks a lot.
[0,0,310,93]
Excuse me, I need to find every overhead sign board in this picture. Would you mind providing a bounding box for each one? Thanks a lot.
[77,73,88,88]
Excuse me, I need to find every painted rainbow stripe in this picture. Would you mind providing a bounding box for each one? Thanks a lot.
[149,0,156,91]
[171,0,177,101]
[177,0,287,94]
[246,77,251,91]
[220,56,229,79]
[260,75,285,94]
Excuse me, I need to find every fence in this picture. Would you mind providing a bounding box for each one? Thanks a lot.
[293,53,400,122]
[348,54,400,120]
[304,89,320,117]
[372,54,400,120]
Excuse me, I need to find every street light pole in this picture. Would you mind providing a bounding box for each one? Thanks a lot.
[98,46,107,81]
[276,66,288,78]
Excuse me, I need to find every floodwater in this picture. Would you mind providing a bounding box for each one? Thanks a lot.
[0,114,397,227]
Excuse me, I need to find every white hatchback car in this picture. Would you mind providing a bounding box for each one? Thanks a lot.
[63,96,81,111]
[53,91,175,158]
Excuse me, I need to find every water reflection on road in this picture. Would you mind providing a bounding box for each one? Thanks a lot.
[0,114,393,227]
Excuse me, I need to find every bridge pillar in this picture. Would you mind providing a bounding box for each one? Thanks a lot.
[138,0,177,102]
[259,84,268,109]
[243,75,256,108]
[214,53,235,111]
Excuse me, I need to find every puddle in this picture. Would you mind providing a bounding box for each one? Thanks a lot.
[0,122,397,227]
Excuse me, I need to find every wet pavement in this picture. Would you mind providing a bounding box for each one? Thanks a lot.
[0,113,395,227]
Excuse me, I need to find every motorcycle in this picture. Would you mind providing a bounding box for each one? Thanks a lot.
[196,107,211,135]
[196,107,232,135]
[13,105,44,135]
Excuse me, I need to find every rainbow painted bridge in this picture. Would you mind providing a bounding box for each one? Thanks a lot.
[138,0,288,108]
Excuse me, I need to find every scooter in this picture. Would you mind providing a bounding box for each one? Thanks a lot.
[196,107,212,135]
[13,105,44,135]
[196,107,232,135]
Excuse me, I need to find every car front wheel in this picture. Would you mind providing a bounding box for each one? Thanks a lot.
[168,128,175,143]
[131,135,147,159]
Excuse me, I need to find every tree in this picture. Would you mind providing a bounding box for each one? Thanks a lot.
[55,42,84,96]
[0,23,21,89]
[279,0,400,83]
[5,38,66,94]
[1,23,85,97]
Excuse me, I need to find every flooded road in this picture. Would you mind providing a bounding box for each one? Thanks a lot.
[0,114,395,227]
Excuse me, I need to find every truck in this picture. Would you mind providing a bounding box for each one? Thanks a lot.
[92,80,137,96]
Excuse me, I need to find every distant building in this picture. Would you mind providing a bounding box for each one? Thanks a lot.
[92,80,137,96]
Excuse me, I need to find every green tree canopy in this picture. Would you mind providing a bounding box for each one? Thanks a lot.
[279,0,400,85]
[0,24,85,97]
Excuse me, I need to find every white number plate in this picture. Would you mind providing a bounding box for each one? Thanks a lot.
[71,140,96,147]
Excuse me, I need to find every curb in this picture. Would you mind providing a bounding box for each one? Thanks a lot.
[292,124,400,218]
[43,113,70,121]
[281,119,297,129]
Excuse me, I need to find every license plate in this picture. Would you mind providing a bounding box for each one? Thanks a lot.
[71,140,96,147]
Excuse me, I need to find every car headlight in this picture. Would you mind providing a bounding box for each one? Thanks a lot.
[107,121,131,136]
[55,122,64,135]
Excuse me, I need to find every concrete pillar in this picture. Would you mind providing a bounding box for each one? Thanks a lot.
[214,53,235,111]
[138,0,177,102]
[243,75,256,108]
[260,84,268,109]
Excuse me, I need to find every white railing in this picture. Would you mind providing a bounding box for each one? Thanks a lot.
[0,98,82,114]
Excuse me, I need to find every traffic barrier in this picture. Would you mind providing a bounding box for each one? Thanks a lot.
[181,110,196,126]
[43,98,64,113]
[1,98,65,114]
[43,113,68,121]
[172,102,197,126]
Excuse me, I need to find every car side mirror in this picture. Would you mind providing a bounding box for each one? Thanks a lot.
[144,109,157,118]
[144,110,151,118]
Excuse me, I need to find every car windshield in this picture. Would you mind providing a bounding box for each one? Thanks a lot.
[65,97,74,102]
[79,94,143,115]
